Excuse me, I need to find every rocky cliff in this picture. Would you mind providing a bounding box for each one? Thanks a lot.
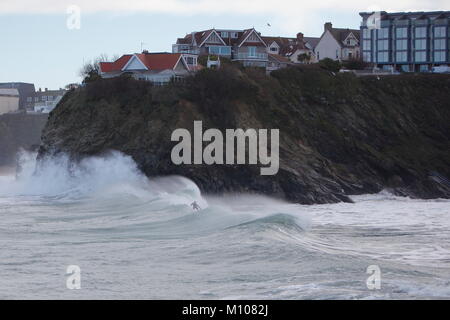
[38,66,450,204]
[0,112,48,166]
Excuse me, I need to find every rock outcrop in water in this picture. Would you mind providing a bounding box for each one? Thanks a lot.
[38,66,450,204]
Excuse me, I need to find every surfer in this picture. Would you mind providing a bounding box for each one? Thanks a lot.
[190,201,201,211]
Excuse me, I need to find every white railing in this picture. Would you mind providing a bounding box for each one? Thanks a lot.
[179,49,200,55]
[236,53,268,60]
[172,45,200,55]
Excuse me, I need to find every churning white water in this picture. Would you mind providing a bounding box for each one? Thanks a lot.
[0,151,449,299]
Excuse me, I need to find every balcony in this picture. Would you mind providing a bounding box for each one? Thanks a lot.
[172,45,200,55]
[178,49,200,55]
[235,52,268,60]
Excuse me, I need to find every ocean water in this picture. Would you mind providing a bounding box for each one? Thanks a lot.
[0,151,449,299]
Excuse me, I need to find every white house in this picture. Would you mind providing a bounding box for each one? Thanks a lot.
[315,22,360,61]
[99,52,195,84]
[32,88,67,113]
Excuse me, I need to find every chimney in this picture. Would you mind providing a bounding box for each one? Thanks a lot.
[38,88,41,92]
[324,22,332,32]
[296,32,304,42]
[45,88,48,92]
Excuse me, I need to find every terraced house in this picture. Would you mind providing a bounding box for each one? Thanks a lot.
[173,28,269,68]
[360,11,450,72]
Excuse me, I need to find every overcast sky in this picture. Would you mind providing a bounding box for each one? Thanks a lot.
[1,0,448,89]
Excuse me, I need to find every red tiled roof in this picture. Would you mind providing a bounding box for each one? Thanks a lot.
[99,54,132,73]
[99,53,183,73]
[262,36,315,56]
[136,53,182,71]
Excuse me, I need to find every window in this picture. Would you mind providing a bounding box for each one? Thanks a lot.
[186,57,196,65]
[42,96,47,101]
[363,39,371,50]
[415,39,427,50]
[248,46,257,57]
[27,97,32,102]
[415,27,426,38]
[415,51,426,62]
[419,65,429,72]
[377,39,389,50]
[270,47,278,52]
[363,52,371,62]
[378,28,389,39]
[396,51,407,62]
[209,46,231,55]
[221,32,228,38]
[48,96,53,101]
[363,28,371,39]
[34,97,39,102]
[434,51,446,62]
[317,52,320,60]
[396,27,408,38]
[396,39,407,50]
[231,32,238,38]
[434,26,446,38]
[377,51,389,62]
[434,39,446,50]
[336,49,339,59]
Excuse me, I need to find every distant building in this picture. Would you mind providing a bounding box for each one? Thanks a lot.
[360,11,450,72]
[315,22,361,61]
[31,88,67,113]
[262,33,319,64]
[0,89,20,115]
[0,82,35,110]
[173,28,269,68]
[99,52,192,84]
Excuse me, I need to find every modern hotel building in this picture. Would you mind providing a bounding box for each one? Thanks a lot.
[360,11,450,72]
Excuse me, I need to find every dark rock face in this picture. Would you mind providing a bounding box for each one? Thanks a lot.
[0,112,48,166]
[38,67,450,204]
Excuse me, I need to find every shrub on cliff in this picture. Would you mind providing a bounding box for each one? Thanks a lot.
[183,65,257,103]
[319,58,342,72]
[343,58,372,70]
[84,76,153,104]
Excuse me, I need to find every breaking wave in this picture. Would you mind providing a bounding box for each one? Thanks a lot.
[0,151,310,239]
